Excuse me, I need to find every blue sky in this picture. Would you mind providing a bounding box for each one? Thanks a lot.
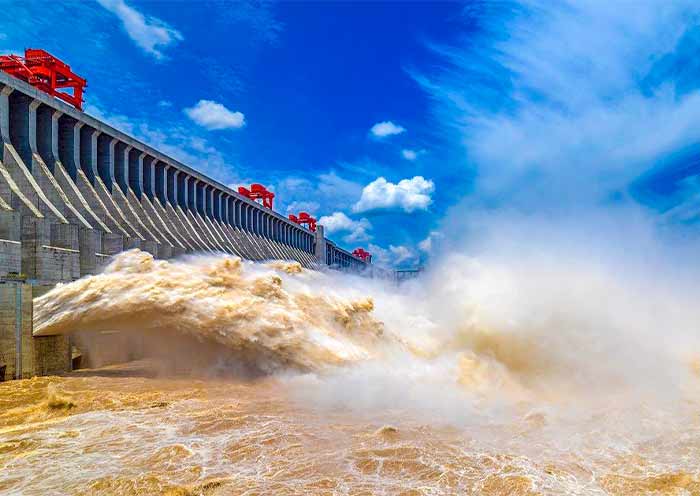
[4,1,700,267]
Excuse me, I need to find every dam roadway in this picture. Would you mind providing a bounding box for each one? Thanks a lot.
[0,70,367,284]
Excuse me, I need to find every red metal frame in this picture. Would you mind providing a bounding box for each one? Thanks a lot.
[238,183,275,209]
[352,248,372,263]
[288,212,317,232]
[0,49,87,110]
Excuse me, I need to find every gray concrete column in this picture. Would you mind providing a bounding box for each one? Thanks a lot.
[191,177,199,212]
[107,138,118,184]
[196,181,204,215]
[153,162,165,203]
[94,133,112,188]
[206,185,214,219]
[50,110,62,167]
[189,177,198,212]
[167,165,174,205]
[77,127,98,183]
[56,115,77,177]
[132,152,146,197]
[89,129,99,182]
[175,170,184,208]
[184,174,196,212]
[212,189,220,221]
[185,175,194,210]
[0,85,12,144]
[116,143,131,193]
[35,105,55,169]
[28,100,40,155]
[190,180,196,213]
[221,194,228,224]
[173,168,184,208]
[8,91,32,166]
[164,164,172,206]
[314,225,326,262]
[71,122,85,180]
[143,156,155,199]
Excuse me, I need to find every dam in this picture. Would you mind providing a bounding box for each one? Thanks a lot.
[0,56,369,380]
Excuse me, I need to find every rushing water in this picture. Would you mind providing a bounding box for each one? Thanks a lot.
[2,249,700,495]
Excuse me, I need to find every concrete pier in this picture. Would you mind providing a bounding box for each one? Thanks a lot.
[0,281,70,380]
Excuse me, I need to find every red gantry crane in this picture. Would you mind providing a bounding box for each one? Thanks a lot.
[288,212,317,232]
[0,49,87,110]
[352,248,372,263]
[238,183,275,209]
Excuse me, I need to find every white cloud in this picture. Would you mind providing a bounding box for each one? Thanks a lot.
[401,148,425,161]
[96,0,183,60]
[368,243,419,268]
[275,171,363,216]
[318,211,372,243]
[157,100,173,108]
[418,231,443,253]
[402,149,417,160]
[184,100,245,130]
[84,103,136,135]
[390,245,418,265]
[353,176,435,213]
[317,172,364,204]
[285,200,320,215]
[85,101,240,182]
[370,121,406,138]
[418,0,700,209]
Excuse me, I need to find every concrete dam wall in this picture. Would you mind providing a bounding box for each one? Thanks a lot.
[0,71,367,285]
[0,71,368,380]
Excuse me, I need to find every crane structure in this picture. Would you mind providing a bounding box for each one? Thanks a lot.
[0,49,87,110]
[288,212,317,232]
[352,248,372,262]
[238,183,275,209]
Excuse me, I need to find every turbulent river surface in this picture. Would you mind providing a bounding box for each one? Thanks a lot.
[3,249,700,495]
